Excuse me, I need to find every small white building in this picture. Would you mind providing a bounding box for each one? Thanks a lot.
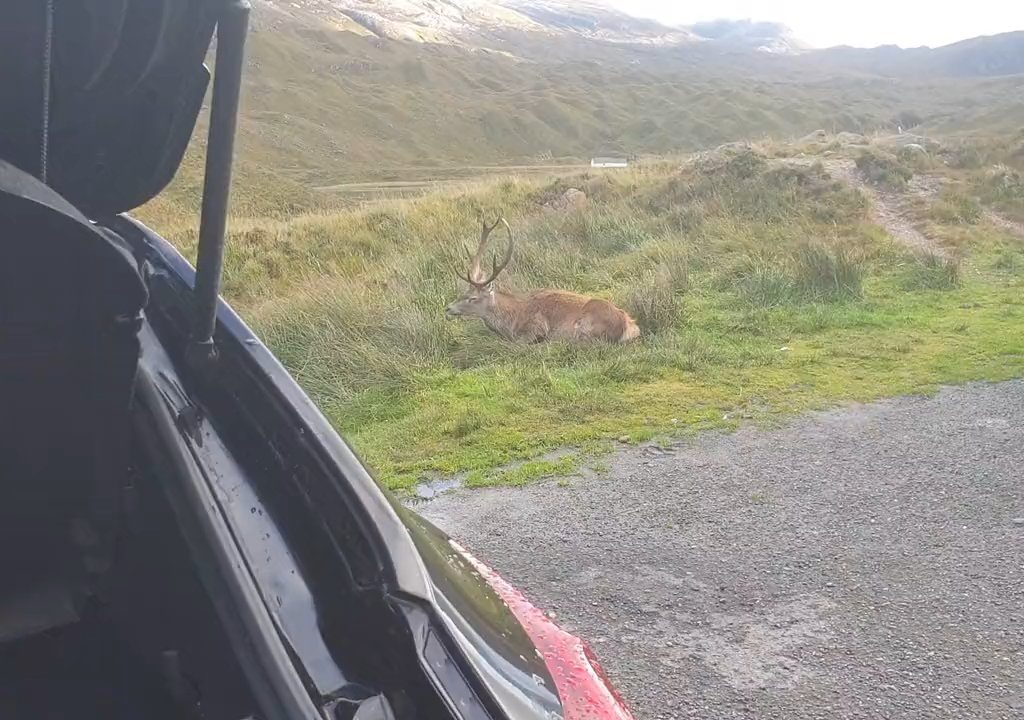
[591,157,628,169]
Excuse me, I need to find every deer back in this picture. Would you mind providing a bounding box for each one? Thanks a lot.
[515,290,637,342]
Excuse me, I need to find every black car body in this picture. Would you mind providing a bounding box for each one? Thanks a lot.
[0,2,633,719]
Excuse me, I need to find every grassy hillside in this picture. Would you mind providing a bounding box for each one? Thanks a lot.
[818,31,1024,78]
[151,141,1024,491]
[138,10,1024,224]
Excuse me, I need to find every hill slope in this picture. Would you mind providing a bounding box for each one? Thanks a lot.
[818,31,1024,77]
[144,1,1024,219]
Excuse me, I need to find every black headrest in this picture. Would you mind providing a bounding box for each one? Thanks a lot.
[0,159,147,318]
[0,0,218,216]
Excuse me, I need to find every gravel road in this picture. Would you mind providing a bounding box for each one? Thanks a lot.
[417,382,1024,719]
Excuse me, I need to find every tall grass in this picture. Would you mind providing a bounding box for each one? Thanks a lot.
[793,242,864,299]
[898,252,962,290]
[626,264,681,333]
[736,243,864,307]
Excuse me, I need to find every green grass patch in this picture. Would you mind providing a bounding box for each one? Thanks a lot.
[993,247,1024,273]
[465,453,581,488]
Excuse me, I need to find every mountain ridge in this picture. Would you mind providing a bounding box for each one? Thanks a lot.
[262,0,809,51]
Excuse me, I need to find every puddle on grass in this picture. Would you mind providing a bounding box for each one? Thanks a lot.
[414,476,464,500]
[409,448,584,503]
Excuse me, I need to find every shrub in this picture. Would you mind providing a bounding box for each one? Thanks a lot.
[721,148,768,179]
[973,166,1024,218]
[945,143,988,170]
[897,145,933,173]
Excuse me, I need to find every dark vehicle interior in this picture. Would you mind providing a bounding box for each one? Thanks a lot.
[0,168,260,719]
[1,2,566,719]
[0,1,262,718]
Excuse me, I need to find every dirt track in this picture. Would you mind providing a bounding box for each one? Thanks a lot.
[419,383,1024,719]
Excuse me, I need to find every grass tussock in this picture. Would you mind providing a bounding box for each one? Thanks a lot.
[898,252,963,290]
[737,242,865,307]
[992,247,1024,273]
[625,263,682,334]
[972,165,1024,223]
[929,188,983,225]
[856,148,915,190]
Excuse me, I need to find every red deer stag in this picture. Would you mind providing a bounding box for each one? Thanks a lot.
[444,218,640,343]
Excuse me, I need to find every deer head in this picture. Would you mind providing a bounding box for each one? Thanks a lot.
[444,217,514,320]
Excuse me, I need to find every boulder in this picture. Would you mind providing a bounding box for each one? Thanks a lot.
[545,187,588,212]
[799,129,828,144]
[834,131,867,145]
[877,133,942,151]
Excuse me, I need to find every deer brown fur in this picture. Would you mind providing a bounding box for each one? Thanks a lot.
[444,218,640,343]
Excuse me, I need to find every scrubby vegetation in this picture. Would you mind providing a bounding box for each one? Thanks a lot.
[929,188,983,225]
[973,165,1024,223]
[856,148,915,189]
[142,145,1024,490]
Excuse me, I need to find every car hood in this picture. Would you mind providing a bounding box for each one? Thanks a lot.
[396,504,635,720]
[0,0,218,217]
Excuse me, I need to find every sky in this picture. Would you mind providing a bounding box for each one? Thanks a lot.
[605,1,1024,49]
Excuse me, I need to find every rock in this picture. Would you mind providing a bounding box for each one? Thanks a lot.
[715,140,755,153]
[544,187,587,212]
[901,143,928,156]
[799,129,828,144]
[834,131,867,145]
[1012,517,1024,527]
[877,133,942,151]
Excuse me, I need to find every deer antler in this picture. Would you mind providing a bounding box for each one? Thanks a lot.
[459,217,514,288]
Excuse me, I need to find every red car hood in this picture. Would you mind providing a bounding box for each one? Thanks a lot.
[451,541,635,720]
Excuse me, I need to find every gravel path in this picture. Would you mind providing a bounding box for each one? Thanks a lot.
[418,383,1024,719]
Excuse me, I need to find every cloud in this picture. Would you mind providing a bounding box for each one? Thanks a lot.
[603,0,1024,48]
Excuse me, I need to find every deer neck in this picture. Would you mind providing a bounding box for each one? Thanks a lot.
[482,288,527,339]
